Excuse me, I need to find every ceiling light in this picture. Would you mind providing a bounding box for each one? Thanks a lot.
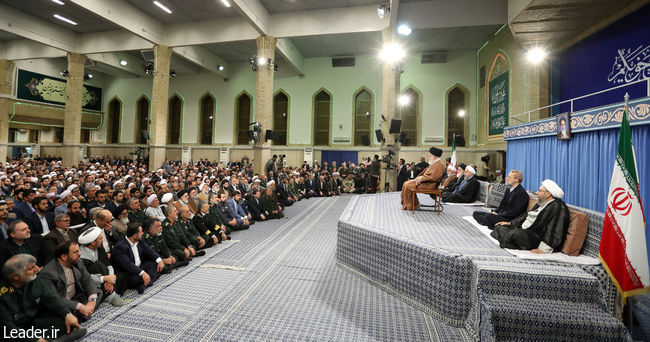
[153,1,172,14]
[119,59,128,66]
[208,115,213,120]
[220,0,231,7]
[217,65,224,71]
[398,94,410,106]
[397,24,412,36]
[51,0,65,5]
[525,47,548,64]
[84,74,93,81]
[60,70,70,78]
[377,4,389,19]
[379,43,405,63]
[258,57,266,66]
[458,109,466,117]
[53,14,77,25]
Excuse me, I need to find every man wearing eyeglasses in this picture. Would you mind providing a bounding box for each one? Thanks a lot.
[490,179,570,254]
[43,214,79,261]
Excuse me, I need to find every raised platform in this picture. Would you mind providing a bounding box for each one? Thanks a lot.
[336,192,630,341]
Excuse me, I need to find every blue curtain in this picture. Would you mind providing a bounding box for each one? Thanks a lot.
[320,151,359,167]
[507,124,650,260]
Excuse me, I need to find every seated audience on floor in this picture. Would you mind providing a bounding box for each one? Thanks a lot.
[43,214,79,260]
[0,254,86,340]
[441,166,480,203]
[40,241,103,320]
[111,222,164,294]
[143,218,189,274]
[490,179,570,254]
[78,226,128,301]
[472,170,529,229]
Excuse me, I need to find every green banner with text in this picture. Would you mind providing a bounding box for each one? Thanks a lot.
[488,71,508,136]
[16,69,102,111]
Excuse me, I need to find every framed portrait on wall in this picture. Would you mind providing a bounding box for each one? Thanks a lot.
[557,113,571,140]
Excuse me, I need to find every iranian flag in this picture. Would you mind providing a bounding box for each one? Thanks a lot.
[599,99,650,298]
[451,134,457,169]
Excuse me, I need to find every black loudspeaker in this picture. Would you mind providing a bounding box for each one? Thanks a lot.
[265,129,274,141]
[389,119,402,134]
[375,129,384,143]
[140,130,149,143]
[361,135,370,146]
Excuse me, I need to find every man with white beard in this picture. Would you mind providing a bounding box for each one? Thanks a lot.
[400,147,445,211]
[144,194,164,220]
[0,254,86,341]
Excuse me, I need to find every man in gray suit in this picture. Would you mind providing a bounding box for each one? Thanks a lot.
[40,241,102,320]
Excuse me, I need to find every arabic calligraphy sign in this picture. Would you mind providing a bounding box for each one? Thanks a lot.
[608,45,650,85]
[17,69,102,111]
[488,71,508,136]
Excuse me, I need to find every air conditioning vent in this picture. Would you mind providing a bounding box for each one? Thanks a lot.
[333,137,351,143]
[423,136,443,143]
[421,51,447,64]
[331,57,355,68]
[140,49,155,62]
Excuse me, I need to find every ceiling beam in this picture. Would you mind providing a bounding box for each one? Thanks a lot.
[172,46,229,78]
[399,0,507,30]
[86,52,143,77]
[0,40,67,60]
[389,0,400,28]
[275,38,304,75]
[165,17,258,47]
[270,5,388,38]
[68,0,164,44]
[231,0,271,35]
[78,30,153,54]
[0,3,78,52]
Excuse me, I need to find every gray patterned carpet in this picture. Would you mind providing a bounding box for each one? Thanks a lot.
[82,195,470,341]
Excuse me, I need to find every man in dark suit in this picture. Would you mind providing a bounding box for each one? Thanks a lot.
[442,166,480,203]
[276,177,295,206]
[397,158,408,191]
[111,222,164,294]
[13,189,36,222]
[43,214,79,261]
[25,196,56,236]
[40,241,102,320]
[247,189,267,221]
[0,220,48,267]
[473,170,530,228]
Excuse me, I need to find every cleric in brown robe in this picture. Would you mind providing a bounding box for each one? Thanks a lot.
[400,147,445,211]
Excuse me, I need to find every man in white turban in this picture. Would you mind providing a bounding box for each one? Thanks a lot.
[490,179,570,254]
[441,165,480,203]
[144,194,164,219]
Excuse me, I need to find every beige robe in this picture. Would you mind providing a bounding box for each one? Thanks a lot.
[400,159,445,210]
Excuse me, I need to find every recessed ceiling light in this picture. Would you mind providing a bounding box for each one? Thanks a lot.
[220,0,231,8]
[153,1,172,14]
[119,60,128,66]
[217,65,224,71]
[397,24,412,36]
[51,0,65,5]
[53,14,77,25]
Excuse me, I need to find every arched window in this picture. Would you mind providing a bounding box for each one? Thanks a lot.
[199,94,215,145]
[313,90,331,146]
[447,86,467,147]
[135,96,150,144]
[354,88,372,146]
[168,95,183,145]
[400,87,419,146]
[273,91,289,146]
[235,93,252,145]
[107,98,121,143]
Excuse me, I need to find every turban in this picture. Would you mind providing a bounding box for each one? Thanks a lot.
[67,184,79,191]
[160,179,168,185]
[59,190,72,199]
[267,180,275,185]
[465,165,476,175]
[78,227,101,245]
[542,179,564,199]
[146,194,157,206]
[177,189,188,198]
[111,204,128,218]
[161,193,173,204]
[429,147,442,157]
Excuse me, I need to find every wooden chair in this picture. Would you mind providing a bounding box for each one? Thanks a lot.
[412,188,442,215]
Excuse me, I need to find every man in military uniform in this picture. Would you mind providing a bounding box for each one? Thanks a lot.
[161,207,202,262]
[209,193,232,236]
[0,254,86,341]
[127,197,147,225]
[218,191,249,231]
[144,218,189,274]
[178,206,210,250]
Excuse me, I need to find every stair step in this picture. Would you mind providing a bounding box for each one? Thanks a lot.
[480,294,629,341]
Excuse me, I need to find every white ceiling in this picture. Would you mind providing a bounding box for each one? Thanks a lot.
[0,0,510,77]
